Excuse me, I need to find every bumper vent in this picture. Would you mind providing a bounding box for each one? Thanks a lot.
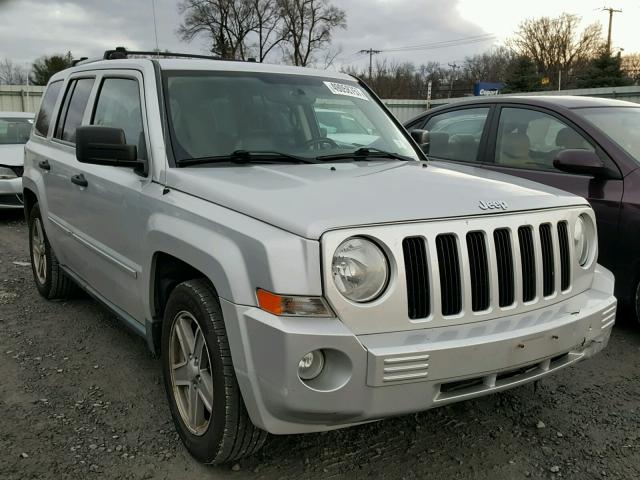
[436,234,462,316]
[539,223,555,296]
[494,228,515,307]
[518,226,536,302]
[467,231,490,311]
[557,221,570,291]
[402,237,430,319]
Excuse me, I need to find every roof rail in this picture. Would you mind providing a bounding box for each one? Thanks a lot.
[103,46,221,61]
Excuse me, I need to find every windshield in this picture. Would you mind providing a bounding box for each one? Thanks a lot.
[0,117,33,145]
[162,71,419,163]
[574,107,640,163]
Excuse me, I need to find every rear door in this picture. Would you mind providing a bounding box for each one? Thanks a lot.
[45,75,96,265]
[481,105,623,270]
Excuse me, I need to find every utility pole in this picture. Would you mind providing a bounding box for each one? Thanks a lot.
[602,7,622,54]
[448,62,459,98]
[358,49,382,82]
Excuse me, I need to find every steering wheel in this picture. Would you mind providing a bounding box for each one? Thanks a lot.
[305,137,339,151]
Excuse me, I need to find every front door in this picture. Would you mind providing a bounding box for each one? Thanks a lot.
[63,71,152,323]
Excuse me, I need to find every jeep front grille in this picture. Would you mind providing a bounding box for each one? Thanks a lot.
[435,234,462,316]
[518,226,536,302]
[402,236,430,319]
[466,231,490,312]
[494,228,515,307]
[402,220,573,319]
[558,221,571,291]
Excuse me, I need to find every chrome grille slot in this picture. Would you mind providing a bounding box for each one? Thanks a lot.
[436,234,462,316]
[558,221,570,291]
[402,237,430,319]
[493,228,515,307]
[539,223,555,297]
[467,231,490,312]
[518,226,536,302]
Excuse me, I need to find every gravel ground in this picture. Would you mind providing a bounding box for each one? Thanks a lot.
[2,209,640,480]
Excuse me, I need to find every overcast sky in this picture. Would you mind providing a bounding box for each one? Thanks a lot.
[1,0,639,71]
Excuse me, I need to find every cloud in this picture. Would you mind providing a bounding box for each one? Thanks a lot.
[0,0,494,68]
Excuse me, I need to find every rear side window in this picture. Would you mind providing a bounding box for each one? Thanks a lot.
[34,81,63,137]
[91,78,147,159]
[55,78,95,143]
[423,108,490,163]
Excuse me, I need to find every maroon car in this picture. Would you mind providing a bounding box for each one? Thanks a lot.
[405,95,640,322]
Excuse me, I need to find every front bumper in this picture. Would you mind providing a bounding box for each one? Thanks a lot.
[223,266,616,435]
[0,177,23,208]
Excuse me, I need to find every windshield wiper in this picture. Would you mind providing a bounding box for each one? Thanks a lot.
[178,150,317,167]
[316,147,413,162]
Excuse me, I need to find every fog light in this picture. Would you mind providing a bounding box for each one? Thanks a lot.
[298,350,325,380]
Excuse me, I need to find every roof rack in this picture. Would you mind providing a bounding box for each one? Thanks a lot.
[103,46,222,61]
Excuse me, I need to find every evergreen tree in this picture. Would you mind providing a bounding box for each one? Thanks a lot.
[502,56,540,93]
[30,52,73,86]
[576,50,633,88]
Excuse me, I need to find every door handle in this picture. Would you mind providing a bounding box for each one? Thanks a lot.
[70,173,88,188]
[38,159,51,171]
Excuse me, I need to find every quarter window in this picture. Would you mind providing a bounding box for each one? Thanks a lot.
[494,108,594,170]
[34,81,63,137]
[423,108,489,162]
[55,78,95,143]
[92,78,146,159]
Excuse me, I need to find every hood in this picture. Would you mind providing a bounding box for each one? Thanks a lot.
[166,160,587,239]
[0,144,25,166]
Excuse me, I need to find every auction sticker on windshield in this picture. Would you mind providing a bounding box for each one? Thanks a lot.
[324,82,369,101]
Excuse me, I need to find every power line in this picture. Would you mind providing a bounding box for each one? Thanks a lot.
[383,34,496,53]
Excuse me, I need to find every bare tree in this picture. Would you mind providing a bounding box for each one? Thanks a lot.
[622,53,640,83]
[462,47,515,83]
[250,0,287,62]
[0,58,28,85]
[178,0,256,60]
[278,0,346,67]
[508,13,602,85]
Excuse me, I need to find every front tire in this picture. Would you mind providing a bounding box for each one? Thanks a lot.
[28,202,74,299]
[161,279,267,464]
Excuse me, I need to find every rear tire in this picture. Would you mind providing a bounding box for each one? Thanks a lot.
[161,279,267,464]
[28,202,74,299]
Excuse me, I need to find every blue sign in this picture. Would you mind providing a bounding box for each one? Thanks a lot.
[474,81,504,96]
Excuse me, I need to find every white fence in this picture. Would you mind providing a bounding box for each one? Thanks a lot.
[4,84,640,122]
[0,85,45,113]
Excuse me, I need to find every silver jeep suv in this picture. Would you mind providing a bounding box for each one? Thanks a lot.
[23,48,616,464]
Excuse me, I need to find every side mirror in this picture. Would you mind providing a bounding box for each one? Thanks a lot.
[76,126,146,175]
[410,129,430,153]
[553,149,611,178]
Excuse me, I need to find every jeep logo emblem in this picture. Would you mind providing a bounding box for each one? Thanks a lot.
[479,200,508,211]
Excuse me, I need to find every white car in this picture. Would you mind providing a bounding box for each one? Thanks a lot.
[0,112,34,208]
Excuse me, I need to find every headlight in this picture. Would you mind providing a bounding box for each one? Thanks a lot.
[574,214,594,267]
[0,166,16,179]
[332,237,389,303]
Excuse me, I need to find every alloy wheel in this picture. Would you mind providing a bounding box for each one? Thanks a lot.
[31,217,47,285]
[169,311,214,436]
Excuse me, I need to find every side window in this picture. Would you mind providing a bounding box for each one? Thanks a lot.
[34,81,63,137]
[494,107,594,170]
[92,78,147,159]
[55,78,95,143]
[423,108,490,162]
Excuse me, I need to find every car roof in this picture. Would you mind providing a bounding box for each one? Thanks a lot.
[53,58,355,82]
[431,95,639,111]
[0,111,34,118]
